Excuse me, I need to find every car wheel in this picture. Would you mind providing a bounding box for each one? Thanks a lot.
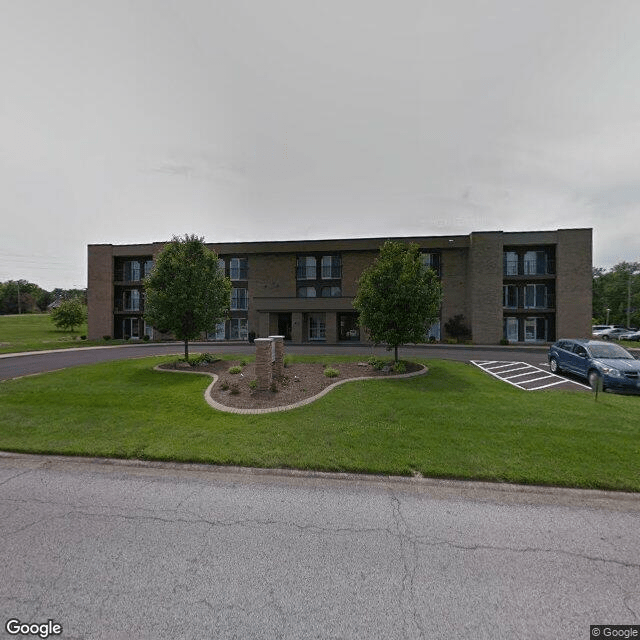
[588,370,603,390]
[601,335,610,340]
[549,357,561,374]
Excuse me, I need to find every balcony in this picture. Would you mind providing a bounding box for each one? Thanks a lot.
[114,300,145,313]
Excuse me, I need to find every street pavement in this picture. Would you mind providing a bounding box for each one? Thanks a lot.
[1,454,639,639]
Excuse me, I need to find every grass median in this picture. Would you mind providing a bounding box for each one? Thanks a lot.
[0,354,638,491]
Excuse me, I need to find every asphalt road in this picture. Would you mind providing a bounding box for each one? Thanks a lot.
[1,454,639,640]
[0,342,551,382]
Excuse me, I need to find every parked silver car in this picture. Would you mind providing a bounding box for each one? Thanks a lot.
[592,327,630,340]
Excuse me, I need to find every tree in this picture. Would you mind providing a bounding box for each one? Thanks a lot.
[50,298,87,332]
[353,240,442,362]
[144,234,231,360]
[593,262,640,327]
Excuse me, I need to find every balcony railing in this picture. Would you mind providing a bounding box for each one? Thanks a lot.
[114,300,145,313]
[503,259,556,277]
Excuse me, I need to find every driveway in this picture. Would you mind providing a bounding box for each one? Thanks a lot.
[0,342,550,382]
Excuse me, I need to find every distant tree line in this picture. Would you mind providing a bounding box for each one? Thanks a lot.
[0,280,87,315]
[593,262,640,328]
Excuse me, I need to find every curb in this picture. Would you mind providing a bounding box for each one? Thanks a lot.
[154,363,429,414]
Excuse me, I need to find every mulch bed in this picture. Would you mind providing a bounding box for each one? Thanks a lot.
[159,359,423,410]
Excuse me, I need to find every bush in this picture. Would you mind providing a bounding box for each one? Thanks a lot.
[392,361,406,373]
[142,334,150,341]
[367,356,386,370]
[240,358,249,366]
[220,380,230,391]
[249,379,258,391]
[103,335,112,341]
[80,335,87,340]
[324,367,339,378]
[248,331,256,344]
[229,383,240,395]
[229,365,242,374]
[444,314,472,342]
[269,381,278,392]
[190,352,217,366]
[284,354,293,368]
[499,338,509,345]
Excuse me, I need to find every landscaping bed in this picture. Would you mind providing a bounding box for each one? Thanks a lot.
[159,358,424,410]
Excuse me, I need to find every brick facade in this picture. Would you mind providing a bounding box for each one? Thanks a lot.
[87,229,592,344]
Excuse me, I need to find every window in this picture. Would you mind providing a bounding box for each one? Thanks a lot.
[143,260,154,278]
[123,260,141,282]
[503,252,518,276]
[504,317,519,342]
[231,288,248,310]
[525,317,547,342]
[229,318,248,340]
[524,284,546,308]
[297,256,317,279]
[524,251,547,275]
[298,286,316,297]
[321,255,341,279]
[320,286,341,297]
[229,257,247,280]
[144,322,153,339]
[308,314,326,341]
[217,258,225,276]
[208,321,226,341]
[503,285,518,308]
[124,289,140,311]
[421,252,440,275]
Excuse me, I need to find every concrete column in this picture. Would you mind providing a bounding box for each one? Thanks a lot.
[269,335,285,378]
[254,338,273,390]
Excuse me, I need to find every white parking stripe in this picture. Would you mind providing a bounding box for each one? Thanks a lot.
[471,360,588,391]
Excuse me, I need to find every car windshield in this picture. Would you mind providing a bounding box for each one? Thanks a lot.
[588,344,633,359]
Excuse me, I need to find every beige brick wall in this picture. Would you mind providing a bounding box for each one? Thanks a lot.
[440,248,469,337]
[341,250,378,297]
[87,245,114,339]
[467,232,503,344]
[555,228,592,338]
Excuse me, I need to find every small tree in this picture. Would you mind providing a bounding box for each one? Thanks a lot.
[50,298,87,332]
[144,234,231,360]
[353,240,442,362]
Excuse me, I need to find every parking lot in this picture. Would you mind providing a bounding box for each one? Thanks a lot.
[471,360,591,391]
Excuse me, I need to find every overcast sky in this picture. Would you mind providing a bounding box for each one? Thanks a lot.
[2,1,639,290]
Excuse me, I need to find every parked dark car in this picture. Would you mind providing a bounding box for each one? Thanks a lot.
[548,339,640,393]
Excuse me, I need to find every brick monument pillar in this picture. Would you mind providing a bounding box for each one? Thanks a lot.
[269,335,285,379]
[254,338,273,390]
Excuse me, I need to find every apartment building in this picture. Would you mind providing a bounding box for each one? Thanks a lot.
[87,228,592,345]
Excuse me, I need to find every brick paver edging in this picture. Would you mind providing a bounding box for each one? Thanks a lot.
[154,364,428,414]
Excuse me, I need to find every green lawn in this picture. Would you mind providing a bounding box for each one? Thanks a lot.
[1,355,638,491]
[0,313,107,353]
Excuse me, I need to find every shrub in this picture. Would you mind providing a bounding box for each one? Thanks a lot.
[103,335,112,341]
[220,380,230,391]
[444,314,472,341]
[80,335,87,340]
[249,379,258,391]
[392,361,406,373]
[499,338,509,345]
[367,356,386,370]
[142,334,150,341]
[190,352,217,366]
[229,365,242,374]
[240,358,249,367]
[248,331,256,343]
[229,383,240,395]
[283,354,293,368]
[324,367,339,378]
[269,381,278,392]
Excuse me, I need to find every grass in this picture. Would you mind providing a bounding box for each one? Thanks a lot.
[1,354,639,491]
[0,313,96,353]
